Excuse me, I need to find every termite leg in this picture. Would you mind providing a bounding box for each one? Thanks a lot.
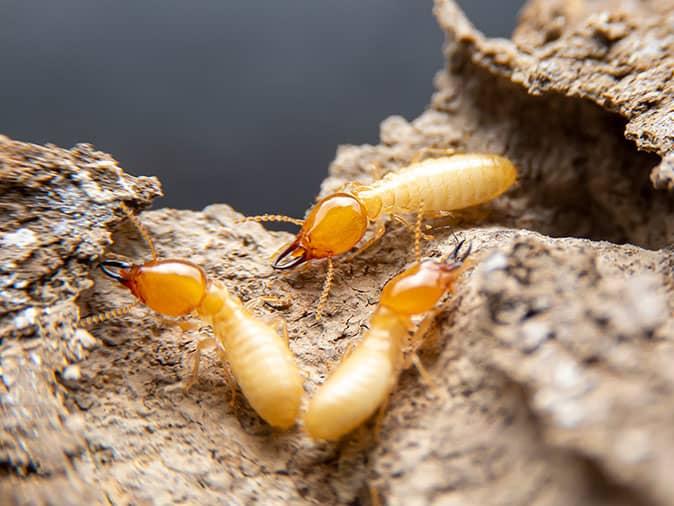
[177,319,201,332]
[349,220,386,259]
[268,317,289,344]
[391,215,434,243]
[457,204,491,223]
[120,202,158,261]
[215,346,238,409]
[157,316,200,332]
[372,393,391,443]
[315,257,335,321]
[410,146,457,164]
[432,207,491,231]
[244,295,291,311]
[405,312,440,389]
[408,310,438,352]
[392,200,432,262]
[409,354,435,388]
[423,210,450,220]
[184,337,217,392]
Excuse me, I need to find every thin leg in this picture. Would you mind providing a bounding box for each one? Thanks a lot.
[410,146,457,164]
[349,220,386,259]
[244,295,291,311]
[315,257,335,321]
[177,319,201,332]
[390,215,433,240]
[405,312,440,389]
[422,210,451,220]
[409,353,435,388]
[430,206,491,232]
[269,317,289,344]
[408,311,438,352]
[184,337,217,392]
[456,204,491,224]
[391,212,434,259]
[372,394,391,443]
[215,347,238,409]
[157,316,200,332]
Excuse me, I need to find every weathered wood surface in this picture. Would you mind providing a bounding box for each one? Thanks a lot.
[1,1,673,504]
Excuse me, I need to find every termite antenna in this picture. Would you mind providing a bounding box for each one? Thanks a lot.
[79,302,138,328]
[414,201,425,262]
[120,202,157,261]
[237,214,305,227]
[315,257,335,321]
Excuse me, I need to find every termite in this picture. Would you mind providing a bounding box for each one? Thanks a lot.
[243,150,516,319]
[303,239,473,441]
[81,203,304,429]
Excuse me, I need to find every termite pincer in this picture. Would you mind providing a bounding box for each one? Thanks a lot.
[303,240,473,441]
[83,203,303,429]
[244,151,515,319]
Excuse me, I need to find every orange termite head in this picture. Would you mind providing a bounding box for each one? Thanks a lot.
[380,240,472,316]
[99,258,208,317]
[273,192,369,269]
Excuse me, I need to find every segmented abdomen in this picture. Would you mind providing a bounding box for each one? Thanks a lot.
[213,308,303,429]
[303,313,406,440]
[360,154,517,217]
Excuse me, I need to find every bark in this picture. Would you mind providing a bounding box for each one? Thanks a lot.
[1,1,673,505]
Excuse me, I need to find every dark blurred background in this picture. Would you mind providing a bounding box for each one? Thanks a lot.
[1,1,525,217]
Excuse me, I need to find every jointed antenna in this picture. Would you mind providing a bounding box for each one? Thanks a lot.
[315,257,335,321]
[120,202,157,260]
[79,302,138,328]
[239,214,304,227]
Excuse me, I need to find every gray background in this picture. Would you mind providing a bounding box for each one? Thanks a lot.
[1,1,525,217]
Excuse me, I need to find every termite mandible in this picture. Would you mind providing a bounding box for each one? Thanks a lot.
[81,203,304,429]
[243,150,516,320]
[303,239,473,441]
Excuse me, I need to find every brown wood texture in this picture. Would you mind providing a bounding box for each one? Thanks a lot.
[1,1,673,504]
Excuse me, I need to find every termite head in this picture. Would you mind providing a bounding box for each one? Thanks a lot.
[380,240,472,316]
[99,258,208,317]
[273,193,369,269]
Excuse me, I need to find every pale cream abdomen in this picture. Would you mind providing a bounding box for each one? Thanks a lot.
[214,311,303,429]
[360,153,517,218]
[303,327,402,441]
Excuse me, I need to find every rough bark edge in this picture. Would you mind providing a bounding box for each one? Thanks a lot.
[434,0,674,190]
